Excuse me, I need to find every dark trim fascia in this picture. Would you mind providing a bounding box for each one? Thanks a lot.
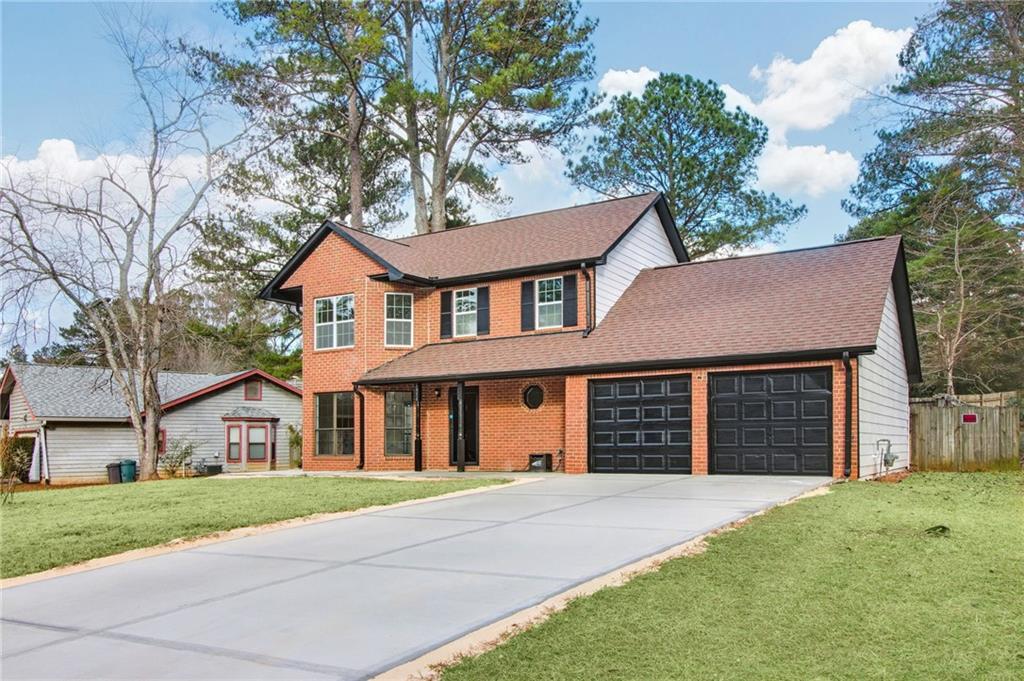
[259,220,407,304]
[654,195,689,262]
[369,259,601,288]
[355,346,875,386]
[891,239,923,383]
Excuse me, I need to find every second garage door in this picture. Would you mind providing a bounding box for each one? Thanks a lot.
[589,375,692,473]
[710,369,833,475]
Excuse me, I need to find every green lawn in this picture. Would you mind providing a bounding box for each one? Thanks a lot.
[0,476,505,578]
[444,473,1024,681]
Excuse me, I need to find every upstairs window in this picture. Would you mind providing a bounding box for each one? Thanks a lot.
[454,288,478,337]
[385,293,413,347]
[314,294,355,349]
[536,278,563,329]
[243,379,262,401]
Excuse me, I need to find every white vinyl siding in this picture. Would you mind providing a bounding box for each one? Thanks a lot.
[384,293,414,347]
[44,424,139,480]
[858,283,911,478]
[5,383,38,433]
[314,294,355,349]
[161,381,302,472]
[595,206,678,323]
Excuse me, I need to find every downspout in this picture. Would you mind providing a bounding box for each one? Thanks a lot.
[580,264,593,337]
[353,387,366,470]
[842,352,852,478]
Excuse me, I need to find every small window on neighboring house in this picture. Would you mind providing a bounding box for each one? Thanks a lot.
[523,385,544,410]
[314,294,355,349]
[536,277,563,329]
[227,425,241,462]
[315,392,354,456]
[454,288,477,337]
[385,293,414,347]
[247,425,267,461]
[158,429,167,456]
[244,379,262,401]
[385,391,413,456]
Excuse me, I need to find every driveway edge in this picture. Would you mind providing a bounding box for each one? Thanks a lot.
[0,477,533,590]
[376,482,834,681]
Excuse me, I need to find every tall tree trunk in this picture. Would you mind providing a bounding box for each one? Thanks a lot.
[402,1,430,234]
[345,24,364,231]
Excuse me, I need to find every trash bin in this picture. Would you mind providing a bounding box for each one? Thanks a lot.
[205,464,223,476]
[119,459,137,483]
[106,462,122,484]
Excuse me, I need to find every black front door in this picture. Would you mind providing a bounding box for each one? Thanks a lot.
[449,386,480,465]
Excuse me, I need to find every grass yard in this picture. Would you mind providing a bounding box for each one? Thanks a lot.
[444,473,1024,681]
[0,476,506,578]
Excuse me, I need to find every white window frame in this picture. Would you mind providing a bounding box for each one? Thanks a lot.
[453,287,478,337]
[313,294,355,350]
[384,292,414,348]
[535,277,563,329]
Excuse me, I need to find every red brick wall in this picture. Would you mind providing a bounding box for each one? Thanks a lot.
[282,233,590,470]
[565,358,859,478]
[362,376,567,472]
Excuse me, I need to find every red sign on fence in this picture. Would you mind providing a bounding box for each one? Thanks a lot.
[962,413,979,424]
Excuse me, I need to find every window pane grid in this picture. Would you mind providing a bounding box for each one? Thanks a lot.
[454,288,477,336]
[314,294,355,349]
[385,293,413,346]
[536,278,563,328]
[385,391,413,455]
[315,392,355,455]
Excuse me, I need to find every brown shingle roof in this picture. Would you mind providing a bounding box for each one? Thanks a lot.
[358,237,913,384]
[337,192,665,280]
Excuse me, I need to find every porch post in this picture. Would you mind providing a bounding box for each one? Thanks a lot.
[414,383,423,472]
[456,380,466,472]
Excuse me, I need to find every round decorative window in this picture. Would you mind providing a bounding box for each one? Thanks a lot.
[523,385,544,410]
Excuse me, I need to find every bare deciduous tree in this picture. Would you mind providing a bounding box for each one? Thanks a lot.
[0,10,255,479]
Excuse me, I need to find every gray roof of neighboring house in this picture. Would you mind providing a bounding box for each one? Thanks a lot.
[223,406,278,420]
[5,363,248,420]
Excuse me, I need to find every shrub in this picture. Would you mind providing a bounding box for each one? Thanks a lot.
[1,436,33,482]
[160,438,196,478]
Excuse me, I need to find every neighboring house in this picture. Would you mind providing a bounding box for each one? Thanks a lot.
[0,364,302,483]
[260,192,920,479]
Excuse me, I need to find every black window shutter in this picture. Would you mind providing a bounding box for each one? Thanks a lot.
[440,290,452,338]
[520,281,535,331]
[562,274,578,327]
[477,287,490,335]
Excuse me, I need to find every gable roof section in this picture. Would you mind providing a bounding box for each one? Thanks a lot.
[3,365,300,421]
[358,236,921,384]
[260,192,687,303]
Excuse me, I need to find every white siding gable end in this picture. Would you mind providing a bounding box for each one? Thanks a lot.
[858,282,911,478]
[595,206,678,323]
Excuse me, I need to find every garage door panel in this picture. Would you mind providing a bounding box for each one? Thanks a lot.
[590,375,692,474]
[711,369,833,476]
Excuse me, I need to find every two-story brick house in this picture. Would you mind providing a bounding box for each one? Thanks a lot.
[260,192,920,478]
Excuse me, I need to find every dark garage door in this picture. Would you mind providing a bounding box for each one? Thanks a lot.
[589,376,692,473]
[710,369,833,475]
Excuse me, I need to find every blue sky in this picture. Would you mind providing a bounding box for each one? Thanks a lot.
[2,1,928,251]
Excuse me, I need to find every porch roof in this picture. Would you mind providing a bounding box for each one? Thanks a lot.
[356,236,920,384]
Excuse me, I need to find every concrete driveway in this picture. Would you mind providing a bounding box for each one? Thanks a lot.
[1,475,827,680]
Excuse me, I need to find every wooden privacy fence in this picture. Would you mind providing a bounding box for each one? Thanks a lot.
[910,402,1021,472]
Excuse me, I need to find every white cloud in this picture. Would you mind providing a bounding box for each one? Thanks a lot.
[755,142,859,198]
[723,20,912,196]
[744,20,912,135]
[598,66,660,98]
